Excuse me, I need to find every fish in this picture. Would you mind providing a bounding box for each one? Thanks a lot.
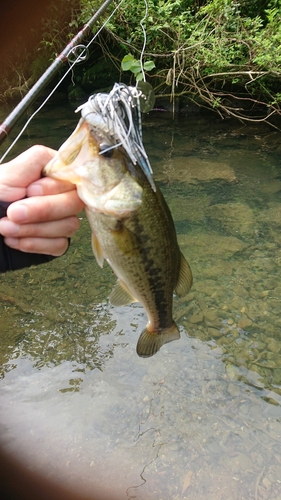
[43,86,193,357]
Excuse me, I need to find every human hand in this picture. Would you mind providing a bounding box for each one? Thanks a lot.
[0,145,85,256]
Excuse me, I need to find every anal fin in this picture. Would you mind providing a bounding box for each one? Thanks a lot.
[136,322,180,358]
[109,279,138,306]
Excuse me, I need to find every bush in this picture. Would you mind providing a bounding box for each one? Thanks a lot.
[83,0,281,125]
[2,0,281,127]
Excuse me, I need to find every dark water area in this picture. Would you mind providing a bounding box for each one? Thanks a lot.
[1,101,281,499]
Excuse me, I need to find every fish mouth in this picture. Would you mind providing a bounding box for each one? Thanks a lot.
[43,119,92,183]
[43,116,143,216]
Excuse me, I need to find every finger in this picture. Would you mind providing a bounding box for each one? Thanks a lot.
[0,216,80,238]
[27,177,77,197]
[7,190,84,223]
[4,236,70,257]
[6,145,56,177]
[0,146,56,198]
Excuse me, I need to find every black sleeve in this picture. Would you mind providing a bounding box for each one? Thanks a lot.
[0,201,56,273]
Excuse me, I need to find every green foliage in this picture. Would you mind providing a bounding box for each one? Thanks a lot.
[95,0,281,75]
[252,6,281,70]
[121,54,155,81]
[89,0,281,123]
[2,0,281,124]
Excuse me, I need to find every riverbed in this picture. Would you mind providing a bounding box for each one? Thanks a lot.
[1,99,281,499]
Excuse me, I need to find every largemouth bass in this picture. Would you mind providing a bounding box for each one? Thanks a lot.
[44,85,193,357]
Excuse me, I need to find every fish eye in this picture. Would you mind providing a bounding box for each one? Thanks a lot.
[99,143,114,158]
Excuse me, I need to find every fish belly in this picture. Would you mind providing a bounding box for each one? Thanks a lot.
[86,207,180,331]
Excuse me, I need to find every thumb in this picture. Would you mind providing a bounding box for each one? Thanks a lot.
[0,145,57,202]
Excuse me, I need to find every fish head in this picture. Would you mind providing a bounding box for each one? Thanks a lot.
[43,118,143,217]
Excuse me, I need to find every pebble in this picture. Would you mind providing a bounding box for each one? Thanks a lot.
[216,335,233,346]
[266,339,280,352]
[208,327,223,338]
[237,317,252,329]
[178,291,196,303]
[227,383,240,397]
[189,312,204,323]
[231,329,241,339]
[204,310,219,323]
[230,297,245,310]
[225,364,241,381]
[262,477,271,490]
[43,272,64,282]
[198,299,207,311]
[235,453,253,470]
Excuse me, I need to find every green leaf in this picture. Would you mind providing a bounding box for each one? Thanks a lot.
[130,61,142,74]
[143,60,155,71]
[121,54,135,71]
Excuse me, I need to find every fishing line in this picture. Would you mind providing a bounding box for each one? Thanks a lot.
[0,0,125,164]
[138,0,149,83]
[74,1,154,189]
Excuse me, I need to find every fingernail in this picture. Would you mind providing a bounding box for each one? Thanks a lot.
[7,204,28,223]
[4,237,19,248]
[0,220,20,236]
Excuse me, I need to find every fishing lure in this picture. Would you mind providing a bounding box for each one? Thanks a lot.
[77,83,156,191]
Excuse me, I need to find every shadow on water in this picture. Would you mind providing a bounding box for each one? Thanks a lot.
[1,103,281,498]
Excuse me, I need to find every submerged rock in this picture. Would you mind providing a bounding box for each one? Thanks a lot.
[207,203,255,237]
[258,202,281,225]
[259,179,281,195]
[168,194,211,223]
[161,156,236,183]
[178,232,248,259]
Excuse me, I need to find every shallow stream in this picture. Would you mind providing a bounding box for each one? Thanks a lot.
[1,100,281,499]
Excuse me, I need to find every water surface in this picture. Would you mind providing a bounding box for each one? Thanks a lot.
[1,100,281,499]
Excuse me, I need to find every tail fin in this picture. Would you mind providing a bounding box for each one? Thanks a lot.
[136,322,180,358]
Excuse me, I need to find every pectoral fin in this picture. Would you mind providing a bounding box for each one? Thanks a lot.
[91,232,104,268]
[109,279,138,306]
[112,223,140,255]
[174,252,193,297]
[136,322,180,358]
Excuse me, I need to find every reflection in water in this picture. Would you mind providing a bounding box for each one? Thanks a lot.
[1,103,281,498]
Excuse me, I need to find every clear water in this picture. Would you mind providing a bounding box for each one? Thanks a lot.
[1,100,281,499]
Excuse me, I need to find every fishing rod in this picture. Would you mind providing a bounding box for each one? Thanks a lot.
[0,0,114,146]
